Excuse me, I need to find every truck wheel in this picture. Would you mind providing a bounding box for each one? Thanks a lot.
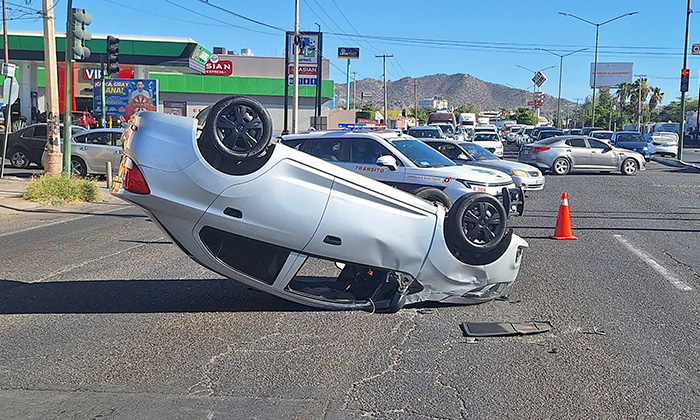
[444,193,507,254]
[203,96,272,160]
[412,187,452,209]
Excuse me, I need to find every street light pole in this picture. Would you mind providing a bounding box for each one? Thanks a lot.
[678,0,691,161]
[292,0,299,134]
[376,54,393,125]
[537,48,588,129]
[559,11,638,128]
[635,74,647,131]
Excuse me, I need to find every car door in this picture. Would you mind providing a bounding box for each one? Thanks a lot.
[26,125,48,164]
[344,138,405,187]
[588,138,617,169]
[564,138,591,168]
[110,130,125,169]
[76,131,113,174]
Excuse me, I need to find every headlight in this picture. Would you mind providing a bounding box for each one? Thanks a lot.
[511,169,528,177]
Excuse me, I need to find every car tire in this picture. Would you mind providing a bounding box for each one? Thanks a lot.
[444,193,507,254]
[71,156,87,177]
[203,95,272,161]
[621,158,638,176]
[9,148,30,168]
[412,187,452,209]
[552,157,571,175]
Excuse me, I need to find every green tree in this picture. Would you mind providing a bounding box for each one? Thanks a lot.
[648,87,664,111]
[508,108,538,125]
[408,107,430,124]
[454,103,480,115]
[658,97,697,122]
[361,101,378,115]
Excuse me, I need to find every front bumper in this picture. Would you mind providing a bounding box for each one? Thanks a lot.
[515,174,545,191]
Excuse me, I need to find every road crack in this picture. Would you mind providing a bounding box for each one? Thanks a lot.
[188,341,233,397]
[663,250,700,280]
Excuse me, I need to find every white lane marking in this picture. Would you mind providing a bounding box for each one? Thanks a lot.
[614,235,693,291]
[0,206,132,239]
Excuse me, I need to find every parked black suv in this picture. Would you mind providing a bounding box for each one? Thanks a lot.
[3,124,86,168]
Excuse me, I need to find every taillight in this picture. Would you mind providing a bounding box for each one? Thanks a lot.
[530,147,550,152]
[122,157,150,194]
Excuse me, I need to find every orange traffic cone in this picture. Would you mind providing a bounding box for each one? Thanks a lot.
[552,192,578,240]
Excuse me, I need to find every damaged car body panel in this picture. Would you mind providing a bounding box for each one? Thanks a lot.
[112,96,528,312]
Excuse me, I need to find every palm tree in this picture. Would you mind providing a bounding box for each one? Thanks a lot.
[632,78,650,111]
[617,82,632,106]
[648,87,664,111]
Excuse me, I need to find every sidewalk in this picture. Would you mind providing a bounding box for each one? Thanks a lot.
[651,146,700,172]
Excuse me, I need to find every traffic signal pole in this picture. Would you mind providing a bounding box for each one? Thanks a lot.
[678,0,691,162]
[100,54,106,127]
[63,0,74,176]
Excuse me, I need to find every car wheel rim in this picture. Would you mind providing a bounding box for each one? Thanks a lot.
[555,160,568,173]
[625,161,636,174]
[461,201,502,246]
[11,152,27,167]
[216,104,264,154]
[71,160,83,177]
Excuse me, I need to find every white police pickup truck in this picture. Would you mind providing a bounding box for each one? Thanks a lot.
[282,126,524,214]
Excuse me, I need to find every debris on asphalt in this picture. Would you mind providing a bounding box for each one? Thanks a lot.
[548,347,559,354]
[460,321,553,337]
[581,326,607,336]
[465,337,479,344]
[417,308,436,315]
[495,295,510,301]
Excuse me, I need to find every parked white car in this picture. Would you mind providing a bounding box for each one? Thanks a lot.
[41,128,125,177]
[647,132,679,157]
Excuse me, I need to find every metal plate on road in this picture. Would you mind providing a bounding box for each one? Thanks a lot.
[693,44,700,55]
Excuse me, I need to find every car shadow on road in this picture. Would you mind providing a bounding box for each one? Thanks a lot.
[0,278,316,314]
[0,203,145,218]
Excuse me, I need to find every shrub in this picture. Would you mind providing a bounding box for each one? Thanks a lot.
[24,174,101,205]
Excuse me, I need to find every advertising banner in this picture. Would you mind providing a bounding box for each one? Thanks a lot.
[189,44,212,73]
[590,62,634,87]
[93,78,158,118]
[288,64,317,76]
[205,54,233,76]
[338,47,360,59]
[286,32,320,64]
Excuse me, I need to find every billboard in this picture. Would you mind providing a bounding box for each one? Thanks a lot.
[189,44,212,73]
[286,32,320,64]
[590,62,634,88]
[163,100,187,117]
[205,54,233,76]
[93,79,158,118]
[338,47,360,59]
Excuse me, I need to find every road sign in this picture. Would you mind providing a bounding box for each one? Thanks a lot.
[1,62,16,77]
[189,44,212,73]
[1,77,19,104]
[338,47,360,59]
[693,44,700,55]
[532,71,547,87]
[288,77,317,86]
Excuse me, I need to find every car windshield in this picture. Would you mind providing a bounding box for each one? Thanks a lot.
[617,133,645,143]
[409,128,441,138]
[539,131,563,139]
[473,133,499,142]
[391,139,455,168]
[435,124,454,134]
[524,128,534,135]
[459,142,499,161]
[591,132,613,140]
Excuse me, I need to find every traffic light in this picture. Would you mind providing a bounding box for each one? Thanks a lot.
[681,68,690,93]
[106,36,120,77]
[71,8,91,61]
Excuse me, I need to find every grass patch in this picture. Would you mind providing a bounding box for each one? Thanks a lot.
[24,174,101,205]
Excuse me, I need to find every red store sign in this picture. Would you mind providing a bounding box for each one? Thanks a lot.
[288,64,317,76]
[205,60,233,76]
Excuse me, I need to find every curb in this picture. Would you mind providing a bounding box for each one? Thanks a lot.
[651,156,700,172]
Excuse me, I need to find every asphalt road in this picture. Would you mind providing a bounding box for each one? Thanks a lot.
[0,151,699,419]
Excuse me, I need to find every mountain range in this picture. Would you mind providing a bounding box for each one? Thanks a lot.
[333,73,578,117]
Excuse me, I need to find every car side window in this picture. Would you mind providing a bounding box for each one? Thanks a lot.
[588,139,608,149]
[113,132,124,147]
[32,125,47,139]
[20,127,34,139]
[349,139,393,164]
[73,134,87,144]
[436,144,463,160]
[565,138,587,148]
[84,132,111,145]
[303,139,344,162]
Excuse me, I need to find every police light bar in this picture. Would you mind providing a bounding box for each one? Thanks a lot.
[338,123,387,130]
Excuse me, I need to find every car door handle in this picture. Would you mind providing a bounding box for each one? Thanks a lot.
[566,149,571,152]
[79,146,88,151]
[323,235,342,246]
[115,150,123,154]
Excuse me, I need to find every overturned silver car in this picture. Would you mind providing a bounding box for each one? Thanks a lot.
[112,96,528,312]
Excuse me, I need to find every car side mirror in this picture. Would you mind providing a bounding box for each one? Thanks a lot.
[376,155,398,171]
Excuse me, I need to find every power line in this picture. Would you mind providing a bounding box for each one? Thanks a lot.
[163,0,278,35]
[100,0,230,27]
[195,0,285,32]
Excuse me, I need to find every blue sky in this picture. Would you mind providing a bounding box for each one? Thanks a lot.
[9,0,700,105]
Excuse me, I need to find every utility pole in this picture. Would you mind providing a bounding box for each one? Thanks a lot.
[413,79,418,125]
[42,0,62,174]
[292,0,299,133]
[0,0,10,178]
[537,48,587,128]
[678,0,691,161]
[314,22,321,125]
[345,58,350,110]
[351,71,358,109]
[375,54,393,125]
